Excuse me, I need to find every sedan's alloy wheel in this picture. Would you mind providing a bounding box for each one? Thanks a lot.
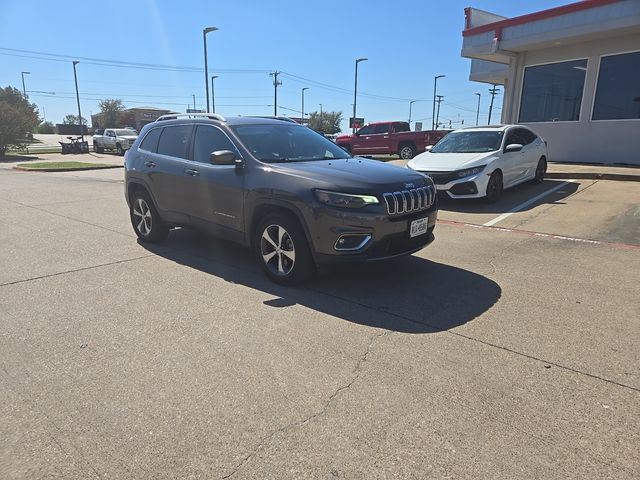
[132,198,152,236]
[260,224,296,276]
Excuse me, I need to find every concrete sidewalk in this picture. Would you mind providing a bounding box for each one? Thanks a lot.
[546,162,640,182]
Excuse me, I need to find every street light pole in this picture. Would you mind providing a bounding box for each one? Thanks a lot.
[432,75,445,130]
[203,26,218,114]
[301,87,309,124]
[72,61,83,142]
[474,93,481,126]
[353,57,368,133]
[21,71,30,98]
[211,76,219,113]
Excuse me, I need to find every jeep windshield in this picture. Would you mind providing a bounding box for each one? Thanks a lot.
[231,124,351,163]
[430,131,503,154]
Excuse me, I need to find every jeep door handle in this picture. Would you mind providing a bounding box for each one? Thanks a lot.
[185,168,199,176]
[144,161,156,168]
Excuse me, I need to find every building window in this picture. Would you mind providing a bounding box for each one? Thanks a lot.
[519,59,587,122]
[592,51,640,121]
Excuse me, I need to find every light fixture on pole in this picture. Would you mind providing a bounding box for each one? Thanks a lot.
[301,87,309,124]
[432,74,445,130]
[203,26,218,113]
[21,71,30,98]
[353,57,368,133]
[72,61,83,142]
[474,93,481,126]
[211,76,219,113]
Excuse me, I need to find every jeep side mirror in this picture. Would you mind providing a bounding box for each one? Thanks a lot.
[504,143,523,153]
[210,150,243,168]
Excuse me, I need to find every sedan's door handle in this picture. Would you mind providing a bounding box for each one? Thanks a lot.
[185,168,199,176]
[144,161,156,168]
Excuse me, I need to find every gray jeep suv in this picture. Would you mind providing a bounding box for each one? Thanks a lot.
[125,113,438,284]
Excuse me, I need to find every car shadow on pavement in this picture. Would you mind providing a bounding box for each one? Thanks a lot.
[139,229,501,334]
[439,179,579,215]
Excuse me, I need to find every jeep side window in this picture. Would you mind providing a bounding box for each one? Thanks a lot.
[139,128,161,153]
[157,125,192,159]
[192,125,238,163]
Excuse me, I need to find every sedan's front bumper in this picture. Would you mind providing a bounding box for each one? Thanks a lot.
[431,172,490,199]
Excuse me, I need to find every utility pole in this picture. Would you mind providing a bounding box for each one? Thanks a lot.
[203,27,218,113]
[488,85,500,125]
[72,61,83,141]
[432,74,445,130]
[353,58,368,133]
[211,76,219,113]
[435,95,444,130]
[319,103,323,132]
[21,71,30,98]
[474,93,481,126]
[301,87,309,124]
[270,71,281,116]
[192,94,196,111]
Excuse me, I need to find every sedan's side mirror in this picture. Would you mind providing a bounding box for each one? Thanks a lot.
[504,143,523,153]
[210,150,244,168]
[425,145,433,151]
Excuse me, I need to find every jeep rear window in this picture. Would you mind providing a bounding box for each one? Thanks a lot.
[231,124,350,163]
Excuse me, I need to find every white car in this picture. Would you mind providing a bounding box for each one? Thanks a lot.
[406,125,547,203]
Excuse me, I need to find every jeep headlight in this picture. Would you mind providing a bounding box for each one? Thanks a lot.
[314,190,379,209]
[456,165,486,178]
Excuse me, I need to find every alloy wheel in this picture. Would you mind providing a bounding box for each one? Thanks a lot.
[260,224,296,276]
[132,198,152,236]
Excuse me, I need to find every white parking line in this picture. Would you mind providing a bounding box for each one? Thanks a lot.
[483,180,575,227]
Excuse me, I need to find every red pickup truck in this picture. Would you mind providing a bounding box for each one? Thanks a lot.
[336,121,449,159]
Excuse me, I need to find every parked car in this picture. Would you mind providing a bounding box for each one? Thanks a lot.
[335,121,450,159]
[93,128,139,155]
[125,113,438,285]
[406,125,548,203]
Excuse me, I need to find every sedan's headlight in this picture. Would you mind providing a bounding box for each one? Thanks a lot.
[456,165,486,178]
[314,190,379,209]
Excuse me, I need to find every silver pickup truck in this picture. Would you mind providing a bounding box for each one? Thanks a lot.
[93,128,138,155]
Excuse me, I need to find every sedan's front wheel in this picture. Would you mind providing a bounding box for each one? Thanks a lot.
[483,170,503,204]
[531,156,547,184]
[255,213,314,285]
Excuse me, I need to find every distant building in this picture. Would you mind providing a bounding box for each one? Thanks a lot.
[91,106,175,131]
[462,0,640,165]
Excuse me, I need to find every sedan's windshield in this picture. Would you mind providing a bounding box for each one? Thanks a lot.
[231,124,350,162]
[116,129,137,136]
[430,131,503,154]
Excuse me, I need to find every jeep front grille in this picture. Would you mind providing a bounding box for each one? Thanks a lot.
[383,186,435,215]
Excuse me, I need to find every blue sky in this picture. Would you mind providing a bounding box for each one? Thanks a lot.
[0,0,568,131]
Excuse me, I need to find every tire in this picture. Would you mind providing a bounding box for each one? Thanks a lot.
[399,144,416,160]
[116,143,124,156]
[129,190,169,243]
[255,213,314,285]
[531,156,547,184]
[483,170,503,204]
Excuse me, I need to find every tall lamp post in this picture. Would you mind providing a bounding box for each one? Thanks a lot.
[408,100,417,126]
[21,71,30,98]
[474,93,481,126]
[301,87,309,124]
[72,61,83,141]
[203,26,218,113]
[352,57,368,133]
[432,74,445,130]
[211,75,219,113]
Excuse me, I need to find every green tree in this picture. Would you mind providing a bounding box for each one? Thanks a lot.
[307,110,342,135]
[0,86,39,157]
[62,114,88,125]
[37,121,55,134]
[97,98,125,128]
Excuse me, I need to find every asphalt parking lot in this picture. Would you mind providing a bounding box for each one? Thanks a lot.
[1,165,639,479]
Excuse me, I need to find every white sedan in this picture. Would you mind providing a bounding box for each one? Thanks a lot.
[406,125,548,203]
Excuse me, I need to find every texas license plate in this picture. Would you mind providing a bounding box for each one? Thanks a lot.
[410,217,429,238]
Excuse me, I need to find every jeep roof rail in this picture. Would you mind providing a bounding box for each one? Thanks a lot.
[155,112,226,122]
[241,115,298,123]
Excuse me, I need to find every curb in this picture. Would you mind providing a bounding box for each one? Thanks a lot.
[13,164,123,173]
[546,172,640,182]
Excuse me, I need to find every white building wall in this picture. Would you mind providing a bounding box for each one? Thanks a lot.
[504,32,640,165]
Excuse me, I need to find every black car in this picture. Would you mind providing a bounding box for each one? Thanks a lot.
[125,113,438,284]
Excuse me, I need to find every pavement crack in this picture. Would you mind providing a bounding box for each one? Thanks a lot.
[220,329,391,479]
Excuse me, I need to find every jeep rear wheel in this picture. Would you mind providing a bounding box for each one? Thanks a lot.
[130,191,168,243]
[255,213,314,285]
